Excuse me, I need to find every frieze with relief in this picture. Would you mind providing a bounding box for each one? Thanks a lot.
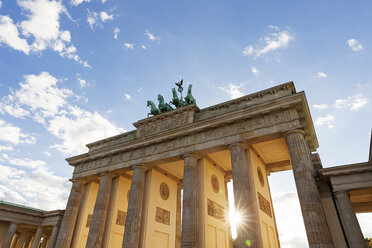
[207,199,225,221]
[258,192,272,217]
[116,210,127,226]
[155,207,170,225]
[74,109,299,174]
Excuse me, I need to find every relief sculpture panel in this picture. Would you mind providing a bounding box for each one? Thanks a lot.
[155,207,170,225]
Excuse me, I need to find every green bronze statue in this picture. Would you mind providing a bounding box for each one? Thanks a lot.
[158,94,173,112]
[184,84,196,105]
[146,79,197,117]
[147,100,161,117]
[170,87,187,108]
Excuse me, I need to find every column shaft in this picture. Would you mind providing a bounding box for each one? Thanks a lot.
[175,183,182,248]
[229,143,262,248]
[47,224,60,248]
[180,153,199,248]
[122,166,147,248]
[86,173,114,248]
[70,183,89,248]
[10,234,20,248]
[2,223,17,248]
[55,180,85,248]
[284,130,333,248]
[334,191,365,248]
[31,226,43,248]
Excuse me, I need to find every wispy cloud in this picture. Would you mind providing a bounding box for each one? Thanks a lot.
[141,44,146,50]
[313,104,329,110]
[124,43,134,49]
[243,27,294,58]
[315,114,335,129]
[70,0,91,6]
[76,74,88,87]
[144,29,160,41]
[218,83,244,99]
[87,9,114,31]
[0,119,35,144]
[113,27,119,39]
[251,66,260,77]
[100,11,113,22]
[124,93,131,100]
[317,72,327,78]
[334,94,368,111]
[347,38,363,51]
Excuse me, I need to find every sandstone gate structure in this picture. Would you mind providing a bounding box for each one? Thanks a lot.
[1,82,371,248]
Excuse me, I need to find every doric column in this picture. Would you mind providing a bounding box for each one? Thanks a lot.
[175,183,182,248]
[47,224,61,248]
[55,179,85,248]
[334,190,365,247]
[122,165,147,248]
[2,222,17,248]
[10,233,20,248]
[31,226,43,248]
[70,182,89,248]
[284,130,333,247]
[229,143,262,248]
[15,232,26,248]
[86,173,115,248]
[23,233,33,248]
[181,153,199,248]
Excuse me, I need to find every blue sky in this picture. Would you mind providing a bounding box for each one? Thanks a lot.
[0,0,371,246]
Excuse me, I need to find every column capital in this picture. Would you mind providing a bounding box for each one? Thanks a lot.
[99,171,116,178]
[227,142,247,150]
[334,190,349,196]
[182,152,201,159]
[283,129,305,139]
[132,164,150,171]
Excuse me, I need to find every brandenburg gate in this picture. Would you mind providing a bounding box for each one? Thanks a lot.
[46,81,363,248]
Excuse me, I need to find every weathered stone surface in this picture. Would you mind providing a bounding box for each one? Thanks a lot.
[284,130,333,248]
[334,190,365,248]
[122,166,147,248]
[181,153,199,248]
[55,180,85,248]
[229,143,262,248]
[86,173,114,248]
[2,222,17,248]
[31,226,43,248]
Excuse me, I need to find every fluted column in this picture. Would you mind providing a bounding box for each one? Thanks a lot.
[229,143,262,248]
[31,226,43,248]
[181,153,200,248]
[122,165,147,248]
[86,173,114,248]
[23,233,33,248]
[10,233,20,248]
[2,222,17,248]
[175,183,182,248]
[334,190,365,248]
[47,223,61,248]
[284,130,333,248]
[55,179,85,248]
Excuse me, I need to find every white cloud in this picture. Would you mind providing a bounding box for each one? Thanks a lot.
[268,25,279,30]
[76,74,87,87]
[0,15,30,54]
[0,72,123,155]
[0,0,89,66]
[313,104,329,110]
[141,44,146,49]
[272,191,308,248]
[86,9,98,30]
[124,93,131,100]
[315,114,335,129]
[48,106,124,154]
[144,29,160,41]
[43,151,51,157]
[0,119,35,144]
[8,156,46,169]
[100,11,113,22]
[218,83,244,99]
[317,72,327,78]
[334,94,368,111]
[101,0,107,3]
[347,38,363,52]
[113,27,119,39]
[137,87,143,93]
[0,164,70,210]
[251,66,260,77]
[124,43,134,49]
[0,145,13,151]
[243,28,294,58]
[70,0,91,6]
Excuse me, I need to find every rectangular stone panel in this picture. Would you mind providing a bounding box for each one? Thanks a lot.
[258,192,272,217]
[207,199,225,221]
[155,207,170,225]
[116,210,127,226]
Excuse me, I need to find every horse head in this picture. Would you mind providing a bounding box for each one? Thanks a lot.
[158,94,164,103]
